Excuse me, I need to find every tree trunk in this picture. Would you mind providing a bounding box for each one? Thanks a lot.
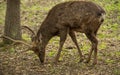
[4,0,21,44]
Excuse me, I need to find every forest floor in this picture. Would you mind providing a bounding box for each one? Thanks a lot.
[0,0,120,75]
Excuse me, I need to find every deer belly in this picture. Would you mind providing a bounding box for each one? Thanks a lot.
[72,23,86,33]
[72,28,85,33]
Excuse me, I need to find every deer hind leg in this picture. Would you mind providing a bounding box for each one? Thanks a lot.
[54,27,68,63]
[85,32,98,65]
[69,30,83,62]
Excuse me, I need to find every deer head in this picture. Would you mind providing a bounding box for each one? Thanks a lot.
[21,26,43,61]
[0,26,44,63]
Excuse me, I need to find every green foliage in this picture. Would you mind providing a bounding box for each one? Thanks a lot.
[99,42,107,50]
[81,43,90,53]
[115,51,120,56]
[116,35,120,40]
[49,37,59,44]
[105,58,114,64]
[113,69,120,75]
[0,2,6,25]
[48,50,56,57]
[9,47,15,53]
[98,33,106,38]
[22,33,30,41]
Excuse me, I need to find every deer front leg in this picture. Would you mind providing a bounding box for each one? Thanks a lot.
[54,27,68,64]
[69,30,83,62]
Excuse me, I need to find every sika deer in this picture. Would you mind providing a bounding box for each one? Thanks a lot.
[2,1,106,65]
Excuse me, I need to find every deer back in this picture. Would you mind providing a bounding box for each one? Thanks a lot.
[38,1,105,36]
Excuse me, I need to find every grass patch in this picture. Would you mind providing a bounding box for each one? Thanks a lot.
[105,59,115,64]
[99,42,107,50]
[48,50,56,57]
[22,33,31,41]
[115,51,120,56]
[113,69,120,75]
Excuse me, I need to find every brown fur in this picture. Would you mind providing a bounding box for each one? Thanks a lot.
[32,1,106,65]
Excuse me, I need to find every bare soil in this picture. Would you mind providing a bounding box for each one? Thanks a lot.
[0,0,120,75]
[0,30,120,75]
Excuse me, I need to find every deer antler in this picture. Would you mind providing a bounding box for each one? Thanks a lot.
[0,35,32,47]
[21,26,35,36]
